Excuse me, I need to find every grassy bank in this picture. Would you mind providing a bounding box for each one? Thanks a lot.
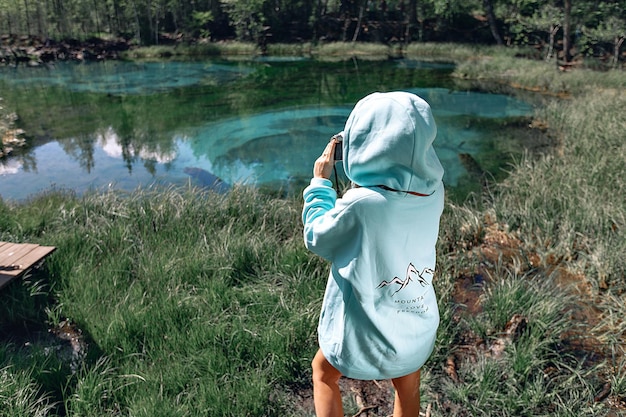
[123,41,521,63]
[1,46,625,416]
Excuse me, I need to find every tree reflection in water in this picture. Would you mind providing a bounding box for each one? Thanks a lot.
[0,59,533,201]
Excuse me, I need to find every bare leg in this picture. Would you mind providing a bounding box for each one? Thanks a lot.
[391,369,421,417]
[312,349,344,417]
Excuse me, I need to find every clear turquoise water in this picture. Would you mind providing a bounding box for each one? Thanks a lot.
[0,59,533,201]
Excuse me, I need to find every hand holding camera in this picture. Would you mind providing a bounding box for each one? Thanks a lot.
[313,133,343,179]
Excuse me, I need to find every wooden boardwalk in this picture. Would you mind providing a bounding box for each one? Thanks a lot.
[0,241,56,290]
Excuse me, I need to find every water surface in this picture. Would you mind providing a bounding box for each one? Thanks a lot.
[0,58,533,201]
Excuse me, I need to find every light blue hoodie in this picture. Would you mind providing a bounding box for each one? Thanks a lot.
[302,91,445,380]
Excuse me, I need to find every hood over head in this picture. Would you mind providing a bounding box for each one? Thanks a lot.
[342,91,444,195]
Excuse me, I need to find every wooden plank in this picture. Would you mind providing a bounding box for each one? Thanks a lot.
[0,242,56,291]
[1,246,56,277]
[0,242,26,257]
[0,243,40,264]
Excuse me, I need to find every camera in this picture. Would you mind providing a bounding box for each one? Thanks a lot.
[332,133,343,160]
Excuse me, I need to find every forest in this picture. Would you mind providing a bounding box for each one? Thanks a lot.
[0,0,625,65]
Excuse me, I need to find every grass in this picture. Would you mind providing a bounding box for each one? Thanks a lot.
[0,365,55,417]
[125,40,516,62]
[265,42,314,56]
[425,53,625,416]
[313,41,394,60]
[125,40,395,60]
[123,41,258,59]
[404,42,528,63]
[454,54,626,95]
[1,186,325,416]
[1,45,625,415]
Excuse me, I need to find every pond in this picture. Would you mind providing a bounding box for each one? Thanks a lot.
[0,58,534,202]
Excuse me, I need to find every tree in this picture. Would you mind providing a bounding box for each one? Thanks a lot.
[191,10,214,38]
[483,0,503,45]
[0,0,623,58]
[351,0,366,42]
[406,0,417,41]
[527,4,563,61]
[23,0,32,35]
[585,14,626,67]
[222,0,267,43]
[562,0,571,62]
[260,0,315,42]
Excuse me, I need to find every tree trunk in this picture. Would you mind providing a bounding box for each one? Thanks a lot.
[352,0,365,42]
[546,24,560,61]
[23,0,31,35]
[34,1,43,38]
[130,0,142,44]
[562,0,571,63]
[104,0,114,35]
[614,36,624,68]
[341,3,350,42]
[92,0,101,35]
[483,0,503,45]
[53,0,62,37]
[404,0,417,42]
[312,0,324,41]
[147,0,155,44]
[3,10,13,34]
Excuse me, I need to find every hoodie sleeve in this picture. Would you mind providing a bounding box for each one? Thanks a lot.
[302,178,357,261]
